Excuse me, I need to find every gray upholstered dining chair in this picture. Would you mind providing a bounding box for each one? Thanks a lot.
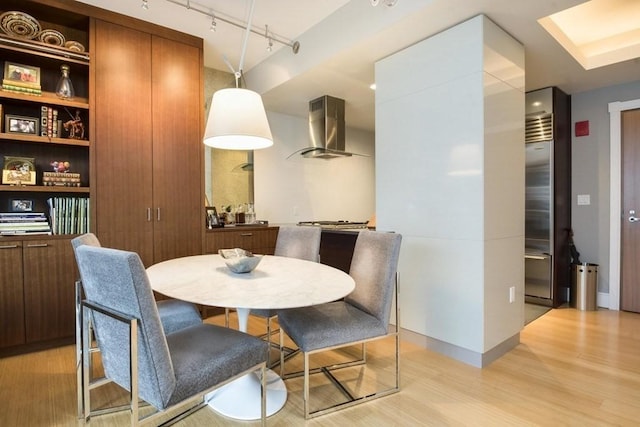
[71,233,204,420]
[278,230,402,419]
[251,225,321,366]
[75,245,268,426]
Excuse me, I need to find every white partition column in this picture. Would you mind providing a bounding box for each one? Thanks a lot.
[375,15,525,367]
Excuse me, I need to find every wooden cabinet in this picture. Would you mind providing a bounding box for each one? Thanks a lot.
[205,227,279,255]
[93,20,154,263]
[23,238,77,343]
[0,0,204,354]
[0,242,25,348]
[93,20,203,266]
[0,237,77,350]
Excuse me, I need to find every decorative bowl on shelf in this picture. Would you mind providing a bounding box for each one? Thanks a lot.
[219,248,262,273]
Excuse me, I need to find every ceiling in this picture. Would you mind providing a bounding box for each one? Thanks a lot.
[76,0,640,132]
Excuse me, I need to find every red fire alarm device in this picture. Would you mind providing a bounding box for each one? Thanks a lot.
[575,120,589,137]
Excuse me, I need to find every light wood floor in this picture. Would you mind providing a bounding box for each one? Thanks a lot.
[2,307,640,426]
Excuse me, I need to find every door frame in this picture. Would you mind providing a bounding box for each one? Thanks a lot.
[608,98,640,310]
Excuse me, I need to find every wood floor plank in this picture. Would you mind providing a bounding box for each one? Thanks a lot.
[1,307,640,426]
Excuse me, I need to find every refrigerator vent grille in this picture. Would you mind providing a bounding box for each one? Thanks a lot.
[525,113,553,143]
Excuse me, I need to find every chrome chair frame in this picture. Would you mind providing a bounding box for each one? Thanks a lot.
[280,274,400,419]
[80,298,267,426]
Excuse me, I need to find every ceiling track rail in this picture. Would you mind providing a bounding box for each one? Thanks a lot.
[163,0,300,54]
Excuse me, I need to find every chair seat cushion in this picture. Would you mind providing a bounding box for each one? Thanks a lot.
[157,299,202,335]
[251,308,277,318]
[166,323,268,407]
[278,301,388,352]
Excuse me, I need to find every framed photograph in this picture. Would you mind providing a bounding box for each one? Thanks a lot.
[206,206,221,228]
[5,115,38,135]
[9,199,33,212]
[3,62,40,88]
[2,156,36,185]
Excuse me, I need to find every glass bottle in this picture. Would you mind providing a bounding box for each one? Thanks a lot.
[55,64,75,99]
[246,203,255,224]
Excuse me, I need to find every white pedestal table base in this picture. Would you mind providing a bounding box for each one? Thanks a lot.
[205,368,287,420]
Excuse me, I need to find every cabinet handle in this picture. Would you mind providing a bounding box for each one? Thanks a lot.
[240,233,253,237]
[157,207,161,222]
[0,244,19,249]
[26,243,49,248]
[147,208,152,222]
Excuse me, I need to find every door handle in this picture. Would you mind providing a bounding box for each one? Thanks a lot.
[629,210,639,222]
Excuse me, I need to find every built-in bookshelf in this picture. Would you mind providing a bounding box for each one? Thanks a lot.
[0,5,90,237]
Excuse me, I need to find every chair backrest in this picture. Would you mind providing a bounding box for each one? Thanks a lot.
[75,245,176,410]
[345,231,402,329]
[274,225,322,262]
[71,233,101,283]
[71,232,101,251]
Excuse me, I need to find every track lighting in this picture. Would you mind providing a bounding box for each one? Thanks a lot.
[265,25,272,52]
[141,0,149,10]
[163,0,300,54]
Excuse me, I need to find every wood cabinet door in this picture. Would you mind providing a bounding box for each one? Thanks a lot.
[150,35,203,262]
[23,239,77,343]
[0,242,24,348]
[94,20,154,265]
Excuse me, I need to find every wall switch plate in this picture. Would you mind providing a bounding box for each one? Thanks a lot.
[577,194,591,205]
[509,286,516,303]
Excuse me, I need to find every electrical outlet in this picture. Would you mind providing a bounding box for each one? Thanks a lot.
[509,286,516,303]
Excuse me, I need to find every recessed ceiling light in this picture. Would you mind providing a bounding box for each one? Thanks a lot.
[538,0,640,70]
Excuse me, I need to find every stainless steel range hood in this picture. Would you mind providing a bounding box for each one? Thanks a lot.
[288,95,366,159]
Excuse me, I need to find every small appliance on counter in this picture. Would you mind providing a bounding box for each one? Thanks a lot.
[297,220,369,230]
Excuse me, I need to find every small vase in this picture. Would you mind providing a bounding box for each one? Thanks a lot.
[55,64,75,99]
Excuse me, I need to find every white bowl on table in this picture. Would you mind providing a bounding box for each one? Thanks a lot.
[219,248,263,273]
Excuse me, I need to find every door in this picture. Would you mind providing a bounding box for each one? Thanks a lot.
[94,20,154,265]
[23,239,77,343]
[621,108,640,312]
[150,35,203,263]
[0,242,24,348]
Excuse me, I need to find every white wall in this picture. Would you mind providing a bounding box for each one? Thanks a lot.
[254,111,375,224]
[375,15,524,366]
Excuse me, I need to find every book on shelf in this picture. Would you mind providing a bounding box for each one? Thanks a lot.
[47,196,89,235]
[1,230,52,236]
[0,212,46,218]
[40,107,61,138]
[2,78,41,91]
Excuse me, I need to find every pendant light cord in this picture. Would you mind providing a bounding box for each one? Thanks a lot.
[238,0,256,76]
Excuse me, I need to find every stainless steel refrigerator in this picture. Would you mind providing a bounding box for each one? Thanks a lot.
[524,87,571,307]
[525,139,553,301]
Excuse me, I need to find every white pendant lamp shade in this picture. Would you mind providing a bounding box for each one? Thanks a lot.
[204,88,273,150]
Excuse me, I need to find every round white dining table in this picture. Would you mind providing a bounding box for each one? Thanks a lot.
[146,254,355,420]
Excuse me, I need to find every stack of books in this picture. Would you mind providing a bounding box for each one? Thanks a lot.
[0,212,52,236]
[43,172,81,186]
[41,106,61,138]
[2,78,42,96]
[47,197,89,235]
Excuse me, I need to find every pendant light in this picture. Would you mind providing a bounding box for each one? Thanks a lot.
[203,0,273,150]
